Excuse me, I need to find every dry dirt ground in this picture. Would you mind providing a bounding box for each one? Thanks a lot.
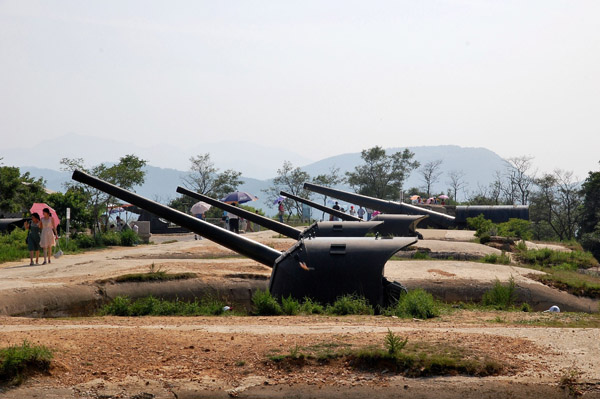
[1,230,599,398]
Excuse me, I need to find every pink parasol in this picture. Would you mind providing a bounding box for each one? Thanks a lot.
[438,194,449,200]
[30,203,60,226]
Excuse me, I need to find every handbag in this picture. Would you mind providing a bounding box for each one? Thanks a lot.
[54,240,63,258]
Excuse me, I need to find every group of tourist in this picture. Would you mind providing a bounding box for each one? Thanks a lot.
[24,207,58,266]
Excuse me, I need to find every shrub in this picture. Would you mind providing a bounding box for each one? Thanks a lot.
[0,340,53,385]
[467,214,497,238]
[101,231,121,246]
[390,289,439,319]
[120,229,140,246]
[498,218,532,240]
[252,289,282,315]
[326,295,374,315]
[482,277,517,310]
[74,233,96,248]
[281,295,301,315]
[581,233,600,263]
[101,295,132,316]
[299,298,325,314]
[482,252,511,265]
[516,248,598,269]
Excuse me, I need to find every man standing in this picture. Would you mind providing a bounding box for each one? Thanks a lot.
[229,204,240,233]
[332,201,341,221]
[357,206,365,220]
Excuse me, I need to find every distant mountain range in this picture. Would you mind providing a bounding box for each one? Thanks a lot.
[4,135,510,216]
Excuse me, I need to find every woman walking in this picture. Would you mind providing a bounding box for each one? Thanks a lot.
[40,207,58,264]
[25,212,42,265]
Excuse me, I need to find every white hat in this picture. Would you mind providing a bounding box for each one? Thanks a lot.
[543,305,560,313]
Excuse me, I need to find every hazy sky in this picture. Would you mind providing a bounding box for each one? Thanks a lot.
[2,1,599,178]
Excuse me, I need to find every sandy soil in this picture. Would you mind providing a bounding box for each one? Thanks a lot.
[1,230,599,398]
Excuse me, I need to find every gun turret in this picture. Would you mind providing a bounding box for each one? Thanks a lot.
[176,186,384,239]
[303,182,455,228]
[73,171,416,307]
[282,190,427,237]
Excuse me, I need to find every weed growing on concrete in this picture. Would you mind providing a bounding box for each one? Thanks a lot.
[325,294,374,315]
[482,277,517,310]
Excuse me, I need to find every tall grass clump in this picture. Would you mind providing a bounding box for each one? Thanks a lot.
[388,289,439,319]
[120,229,140,246]
[0,340,53,385]
[482,277,517,310]
[299,298,325,314]
[0,229,29,263]
[252,289,283,315]
[281,295,301,315]
[100,295,229,316]
[482,252,511,265]
[516,248,598,270]
[326,294,374,315]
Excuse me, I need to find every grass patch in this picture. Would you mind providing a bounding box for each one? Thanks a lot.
[100,295,231,316]
[0,340,53,386]
[528,270,600,299]
[0,229,29,263]
[482,252,511,265]
[252,289,283,315]
[110,263,197,283]
[383,289,440,319]
[325,294,374,315]
[482,277,517,310]
[268,332,504,378]
[516,247,598,269]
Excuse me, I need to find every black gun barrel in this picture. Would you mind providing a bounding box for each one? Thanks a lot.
[280,191,361,222]
[72,170,281,267]
[303,182,456,228]
[176,186,301,240]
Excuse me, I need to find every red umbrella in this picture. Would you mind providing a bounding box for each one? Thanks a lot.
[30,203,60,226]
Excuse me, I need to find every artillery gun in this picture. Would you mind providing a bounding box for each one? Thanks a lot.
[176,186,383,239]
[304,183,529,228]
[280,190,426,238]
[72,171,416,307]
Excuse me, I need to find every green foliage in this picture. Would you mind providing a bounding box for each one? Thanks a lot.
[252,289,282,316]
[482,252,511,265]
[262,160,312,219]
[100,295,228,316]
[61,154,147,234]
[412,250,432,260]
[384,329,408,356]
[0,166,47,214]
[73,233,97,248]
[299,298,325,314]
[346,146,419,200]
[580,233,600,263]
[516,247,598,269]
[101,231,121,246]
[482,277,517,310]
[467,214,497,237]
[468,215,532,241]
[281,295,301,315]
[0,340,53,385]
[46,188,92,233]
[119,229,139,246]
[387,289,439,319]
[498,218,532,240]
[0,229,29,263]
[326,294,374,315]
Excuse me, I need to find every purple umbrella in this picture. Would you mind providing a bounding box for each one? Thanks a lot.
[273,195,286,205]
[221,191,258,204]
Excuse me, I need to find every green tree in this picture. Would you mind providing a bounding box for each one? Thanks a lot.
[311,166,344,220]
[171,153,242,214]
[61,155,147,235]
[579,162,600,260]
[346,146,419,200]
[182,153,243,199]
[46,187,93,233]
[0,166,47,215]
[263,161,311,220]
[530,170,582,241]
